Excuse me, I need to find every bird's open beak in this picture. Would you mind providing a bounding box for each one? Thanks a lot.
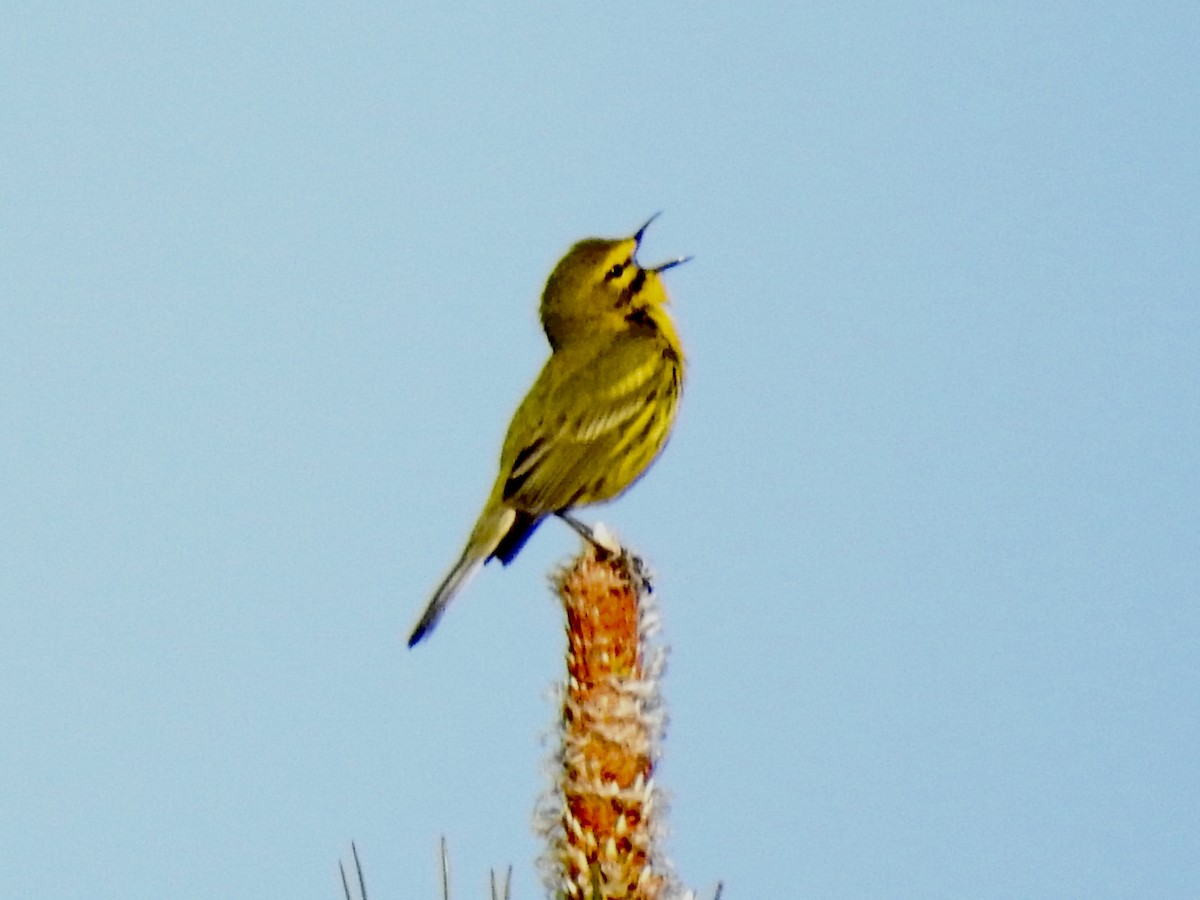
[633,212,662,247]
[651,255,692,273]
[634,213,691,272]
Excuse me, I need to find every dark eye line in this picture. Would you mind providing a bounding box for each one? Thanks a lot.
[604,257,633,281]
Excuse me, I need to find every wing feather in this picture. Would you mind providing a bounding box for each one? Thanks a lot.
[498,336,680,512]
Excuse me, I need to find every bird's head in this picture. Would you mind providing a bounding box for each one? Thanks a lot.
[540,214,690,350]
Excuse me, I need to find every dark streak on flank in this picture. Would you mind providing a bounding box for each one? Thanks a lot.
[663,345,683,395]
[663,350,682,397]
[633,410,659,448]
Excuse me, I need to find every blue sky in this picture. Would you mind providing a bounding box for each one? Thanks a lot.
[3,2,1197,898]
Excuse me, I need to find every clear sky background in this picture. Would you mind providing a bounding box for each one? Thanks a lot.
[3,3,1197,898]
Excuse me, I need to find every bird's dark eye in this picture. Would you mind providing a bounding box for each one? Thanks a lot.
[605,260,628,281]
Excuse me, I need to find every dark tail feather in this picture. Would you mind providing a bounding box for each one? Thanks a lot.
[407,550,484,647]
[407,505,517,648]
[491,512,543,565]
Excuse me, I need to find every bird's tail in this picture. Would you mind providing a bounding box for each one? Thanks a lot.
[407,504,516,647]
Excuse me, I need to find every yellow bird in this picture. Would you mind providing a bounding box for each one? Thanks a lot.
[408,216,688,646]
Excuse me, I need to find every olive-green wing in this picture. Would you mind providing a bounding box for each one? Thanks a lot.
[498,338,680,513]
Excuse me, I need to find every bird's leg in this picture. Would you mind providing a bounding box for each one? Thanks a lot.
[557,511,626,559]
[554,512,653,592]
[556,511,606,552]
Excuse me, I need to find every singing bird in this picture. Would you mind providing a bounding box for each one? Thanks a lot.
[408,216,688,646]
